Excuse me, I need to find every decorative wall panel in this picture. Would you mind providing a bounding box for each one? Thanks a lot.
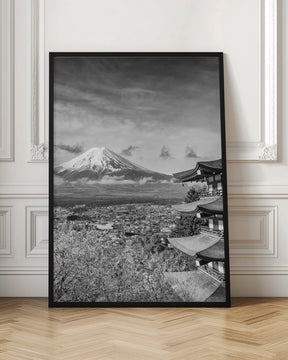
[0,207,12,256]
[0,0,14,161]
[29,0,47,162]
[229,205,277,257]
[227,0,277,161]
[26,206,48,257]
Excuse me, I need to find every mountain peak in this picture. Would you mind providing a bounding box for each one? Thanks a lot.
[55,146,172,182]
[57,146,143,173]
[88,146,106,153]
[82,146,107,157]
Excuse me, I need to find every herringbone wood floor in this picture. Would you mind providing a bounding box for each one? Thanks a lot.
[0,298,288,360]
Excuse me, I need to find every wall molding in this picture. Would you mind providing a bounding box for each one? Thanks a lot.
[6,266,288,276]
[229,205,277,258]
[29,0,47,162]
[0,207,12,257]
[0,0,14,161]
[0,198,286,275]
[228,195,284,275]
[26,206,48,258]
[1,182,288,197]
[228,183,288,196]
[231,266,288,275]
[0,266,48,275]
[0,183,48,198]
[227,0,277,162]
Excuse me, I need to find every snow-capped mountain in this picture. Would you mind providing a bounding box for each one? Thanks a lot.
[55,147,172,182]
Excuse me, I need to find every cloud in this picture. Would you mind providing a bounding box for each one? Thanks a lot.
[56,143,83,154]
[185,146,199,158]
[98,175,165,185]
[120,145,139,157]
[97,175,136,185]
[54,57,221,134]
[54,174,171,186]
[138,177,153,185]
[160,145,173,160]
[54,175,65,186]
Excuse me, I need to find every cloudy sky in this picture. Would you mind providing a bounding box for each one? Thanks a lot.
[54,56,222,174]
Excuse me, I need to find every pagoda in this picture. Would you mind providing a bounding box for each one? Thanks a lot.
[174,159,222,194]
[165,159,226,301]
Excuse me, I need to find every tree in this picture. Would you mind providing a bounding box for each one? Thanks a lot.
[184,186,200,203]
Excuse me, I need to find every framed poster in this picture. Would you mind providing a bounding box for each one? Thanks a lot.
[49,52,230,307]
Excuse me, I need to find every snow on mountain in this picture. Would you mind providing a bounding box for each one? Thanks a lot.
[55,147,172,182]
[56,147,144,173]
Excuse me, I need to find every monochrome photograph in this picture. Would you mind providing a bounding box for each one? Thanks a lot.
[50,53,230,306]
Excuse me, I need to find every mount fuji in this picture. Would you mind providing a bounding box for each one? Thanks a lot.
[55,147,172,182]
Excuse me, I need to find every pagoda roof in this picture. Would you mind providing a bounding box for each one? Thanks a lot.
[172,197,218,215]
[197,239,225,262]
[164,270,224,302]
[206,283,226,302]
[197,197,223,214]
[168,234,219,257]
[173,159,222,182]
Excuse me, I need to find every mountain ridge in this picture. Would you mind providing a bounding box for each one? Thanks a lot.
[55,147,172,183]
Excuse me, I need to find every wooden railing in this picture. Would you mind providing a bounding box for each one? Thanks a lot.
[200,226,224,238]
[201,264,225,282]
[199,190,223,198]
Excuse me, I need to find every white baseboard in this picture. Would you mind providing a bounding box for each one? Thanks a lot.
[230,275,288,297]
[0,274,288,298]
[0,275,48,297]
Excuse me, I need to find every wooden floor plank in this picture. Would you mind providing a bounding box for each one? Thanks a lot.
[0,298,288,359]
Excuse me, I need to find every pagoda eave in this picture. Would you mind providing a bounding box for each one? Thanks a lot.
[197,239,225,262]
[173,159,222,182]
[172,197,218,215]
[168,234,220,257]
[197,197,224,215]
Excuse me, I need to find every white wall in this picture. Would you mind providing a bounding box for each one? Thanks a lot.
[0,0,287,296]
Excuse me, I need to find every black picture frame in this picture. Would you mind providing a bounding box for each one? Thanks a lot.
[49,52,231,308]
